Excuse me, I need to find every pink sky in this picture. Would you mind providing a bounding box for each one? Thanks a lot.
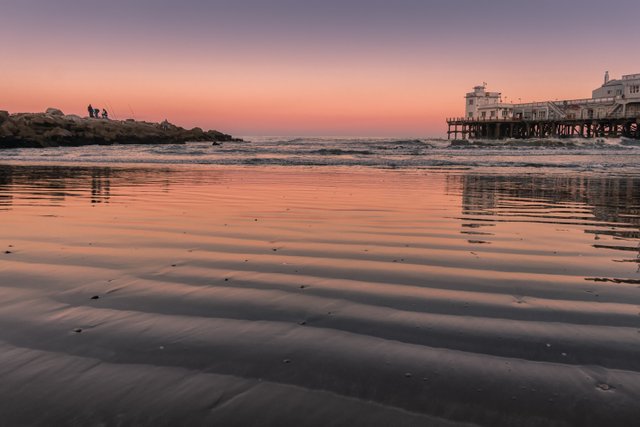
[2,1,639,137]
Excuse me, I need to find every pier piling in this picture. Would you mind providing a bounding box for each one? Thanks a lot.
[446,116,639,140]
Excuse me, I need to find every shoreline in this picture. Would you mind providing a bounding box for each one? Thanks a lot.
[2,159,640,178]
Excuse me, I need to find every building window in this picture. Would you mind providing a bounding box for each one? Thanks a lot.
[468,112,473,118]
[490,111,496,118]
[630,85,640,94]
[468,99,474,105]
[481,112,486,118]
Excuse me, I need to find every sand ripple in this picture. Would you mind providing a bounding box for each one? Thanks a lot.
[1,165,640,426]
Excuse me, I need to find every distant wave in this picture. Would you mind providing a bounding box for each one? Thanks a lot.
[309,149,374,156]
[448,138,628,150]
[1,136,640,171]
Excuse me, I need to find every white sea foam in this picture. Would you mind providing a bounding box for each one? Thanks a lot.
[1,137,640,171]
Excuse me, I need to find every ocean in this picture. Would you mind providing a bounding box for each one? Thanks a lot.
[1,136,640,171]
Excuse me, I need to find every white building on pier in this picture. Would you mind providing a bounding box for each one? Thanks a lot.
[465,85,514,120]
[462,72,640,121]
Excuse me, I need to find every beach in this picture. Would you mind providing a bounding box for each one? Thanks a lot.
[4,0,640,423]
[1,161,639,426]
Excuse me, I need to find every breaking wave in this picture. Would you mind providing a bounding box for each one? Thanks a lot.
[310,149,374,156]
[1,136,640,172]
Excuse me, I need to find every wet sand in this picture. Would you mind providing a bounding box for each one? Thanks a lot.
[1,164,640,426]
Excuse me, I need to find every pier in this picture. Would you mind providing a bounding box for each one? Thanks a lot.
[448,72,640,140]
[446,115,640,140]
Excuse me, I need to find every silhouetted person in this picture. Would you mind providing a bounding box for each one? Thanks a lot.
[101,109,108,119]
[94,108,100,119]
[88,104,94,118]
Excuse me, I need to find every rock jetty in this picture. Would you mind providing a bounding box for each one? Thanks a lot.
[0,108,240,149]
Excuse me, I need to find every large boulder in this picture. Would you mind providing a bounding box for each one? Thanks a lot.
[158,119,179,131]
[0,111,8,124]
[44,127,73,140]
[0,125,11,138]
[64,114,84,123]
[45,108,65,116]
[29,114,59,127]
[0,119,18,134]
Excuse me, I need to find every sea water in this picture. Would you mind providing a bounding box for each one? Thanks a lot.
[1,136,640,172]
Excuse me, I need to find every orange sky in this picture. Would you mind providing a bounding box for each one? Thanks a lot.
[2,1,640,136]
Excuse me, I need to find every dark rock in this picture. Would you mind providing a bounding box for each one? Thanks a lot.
[0,110,240,149]
[45,108,65,116]
[73,328,83,333]
[90,296,100,300]
[158,120,178,131]
[29,115,59,127]
[44,127,73,141]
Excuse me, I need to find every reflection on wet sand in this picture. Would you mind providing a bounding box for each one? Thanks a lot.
[1,164,639,426]
[454,173,640,278]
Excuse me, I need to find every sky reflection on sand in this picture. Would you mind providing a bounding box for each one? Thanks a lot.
[1,164,639,426]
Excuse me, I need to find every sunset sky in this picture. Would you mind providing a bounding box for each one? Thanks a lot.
[2,0,639,137]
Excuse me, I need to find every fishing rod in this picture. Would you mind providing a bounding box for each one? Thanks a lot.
[105,100,118,120]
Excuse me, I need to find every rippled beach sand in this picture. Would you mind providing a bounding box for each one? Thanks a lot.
[1,164,639,426]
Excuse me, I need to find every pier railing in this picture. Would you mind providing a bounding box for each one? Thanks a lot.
[513,97,617,108]
[447,112,639,123]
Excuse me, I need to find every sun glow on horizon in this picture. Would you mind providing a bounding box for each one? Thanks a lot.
[2,0,639,136]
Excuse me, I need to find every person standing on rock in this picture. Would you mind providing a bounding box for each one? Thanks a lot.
[88,104,94,118]
[101,109,108,119]
[94,108,100,119]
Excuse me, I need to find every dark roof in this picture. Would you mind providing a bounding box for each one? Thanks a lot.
[602,79,622,87]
